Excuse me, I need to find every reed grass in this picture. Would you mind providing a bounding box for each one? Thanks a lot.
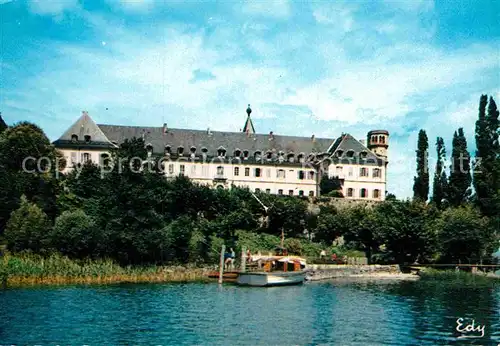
[0,252,212,288]
[418,268,499,285]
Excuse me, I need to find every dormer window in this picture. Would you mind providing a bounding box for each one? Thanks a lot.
[146,144,153,157]
[360,151,367,159]
[287,152,295,163]
[190,146,196,159]
[84,135,91,142]
[346,150,355,158]
[234,149,241,157]
[201,147,208,154]
[266,151,272,160]
[243,150,249,159]
[177,146,184,155]
[217,146,226,157]
[297,153,305,163]
[254,150,262,161]
[336,150,343,157]
[165,145,171,155]
[71,134,78,142]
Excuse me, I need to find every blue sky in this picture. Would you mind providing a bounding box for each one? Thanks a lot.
[1,0,499,198]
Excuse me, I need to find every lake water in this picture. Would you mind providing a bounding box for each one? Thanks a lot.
[1,279,499,345]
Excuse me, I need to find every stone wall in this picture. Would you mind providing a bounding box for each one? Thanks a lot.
[305,264,401,281]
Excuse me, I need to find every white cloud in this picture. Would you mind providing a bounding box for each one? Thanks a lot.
[240,0,291,19]
[28,0,79,16]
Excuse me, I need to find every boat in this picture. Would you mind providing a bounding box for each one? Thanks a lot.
[236,254,307,287]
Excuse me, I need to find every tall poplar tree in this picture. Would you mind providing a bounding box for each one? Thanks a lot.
[448,128,471,206]
[0,114,7,134]
[413,129,429,201]
[474,95,499,216]
[431,137,447,209]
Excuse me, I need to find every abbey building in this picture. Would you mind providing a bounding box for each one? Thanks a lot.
[53,106,389,200]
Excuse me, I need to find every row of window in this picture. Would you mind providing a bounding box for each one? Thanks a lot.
[251,188,315,197]
[167,164,316,180]
[346,188,381,199]
[335,166,382,178]
[162,145,321,163]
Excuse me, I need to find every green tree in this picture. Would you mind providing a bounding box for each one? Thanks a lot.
[413,129,429,201]
[0,114,7,134]
[0,122,59,230]
[334,205,380,264]
[474,95,500,216]
[374,200,438,264]
[437,206,494,263]
[448,128,472,206]
[4,195,51,253]
[319,175,342,196]
[49,210,99,258]
[431,137,448,209]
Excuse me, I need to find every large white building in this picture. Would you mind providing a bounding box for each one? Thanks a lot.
[53,106,389,200]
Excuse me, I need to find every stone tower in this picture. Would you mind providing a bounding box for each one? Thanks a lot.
[367,130,389,159]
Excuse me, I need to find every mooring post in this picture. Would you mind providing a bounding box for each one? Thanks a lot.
[218,245,225,284]
[241,247,246,273]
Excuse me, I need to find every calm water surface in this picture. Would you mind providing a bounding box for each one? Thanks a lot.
[1,279,499,345]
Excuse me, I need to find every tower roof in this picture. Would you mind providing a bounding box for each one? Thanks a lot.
[242,104,255,135]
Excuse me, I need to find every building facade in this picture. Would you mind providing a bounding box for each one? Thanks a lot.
[53,106,389,200]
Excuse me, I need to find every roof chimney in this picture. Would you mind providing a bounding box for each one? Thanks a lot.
[163,123,168,134]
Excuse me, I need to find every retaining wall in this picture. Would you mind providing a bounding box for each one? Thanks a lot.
[305,264,401,281]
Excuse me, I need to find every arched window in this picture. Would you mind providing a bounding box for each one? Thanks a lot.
[372,136,378,143]
[379,136,385,144]
[347,188,354,197]
[177,146,184,155]
[71,134,78,142]
[373,189,380,199]
[234,148,241,157]
[84,135,91,142]
[360,188,367,198]
[346,150,355,158]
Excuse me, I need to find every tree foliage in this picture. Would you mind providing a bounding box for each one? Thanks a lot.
[4,195,51,253]
[448,128,472,206]
[413,129,429,201]
[431,137,448,209]
[474,95,500,216]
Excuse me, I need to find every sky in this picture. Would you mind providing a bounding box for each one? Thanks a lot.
[0,0,499,198]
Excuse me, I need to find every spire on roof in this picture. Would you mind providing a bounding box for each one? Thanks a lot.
[243,104,255,135]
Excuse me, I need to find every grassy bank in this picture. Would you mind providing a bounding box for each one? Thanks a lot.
[0,252,212,288]
[418,268,500,285]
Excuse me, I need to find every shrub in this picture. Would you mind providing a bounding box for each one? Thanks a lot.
[4,195,51,253]
[49,210,99,259]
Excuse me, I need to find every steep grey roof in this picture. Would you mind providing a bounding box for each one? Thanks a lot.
[327,134,382,165]
[98,124,334,157]
[54,111,116,148]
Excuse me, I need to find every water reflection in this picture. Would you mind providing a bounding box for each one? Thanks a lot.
[0,280,498,345]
